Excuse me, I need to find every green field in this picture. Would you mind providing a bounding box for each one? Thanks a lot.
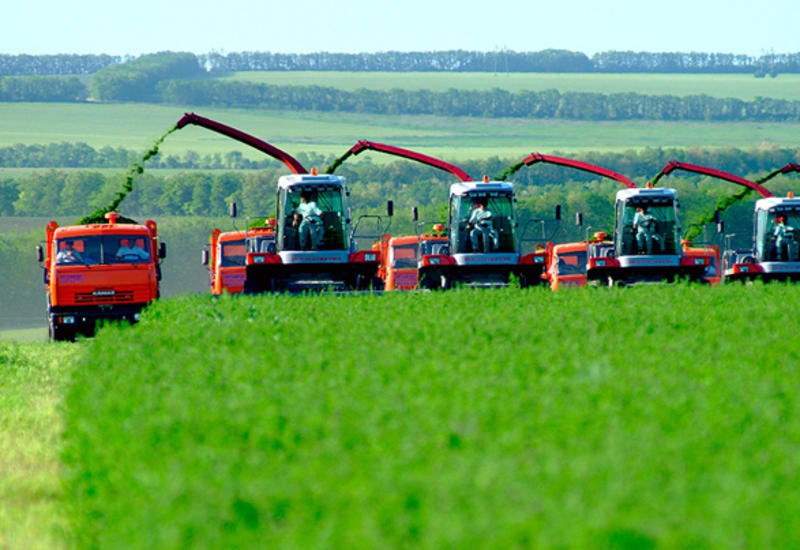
[0,341,76,550]
[2,103,800,164]
[57,285,800,549]
[222,71,800,101]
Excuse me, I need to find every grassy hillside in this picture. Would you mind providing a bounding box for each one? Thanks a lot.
[64,285,800,548]
[2,103,800,165]
[221,71,800,101]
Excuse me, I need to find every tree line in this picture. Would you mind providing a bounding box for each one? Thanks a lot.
[7,74,800,121]
[2,51,799,121]
[157,81,800,121]
[0,76,87,101]
[2,146,798,220]
[3,50,800,75]
[2,142,798,179]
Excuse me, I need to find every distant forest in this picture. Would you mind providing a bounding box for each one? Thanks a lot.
[0,50,797,75]
[2,51,800,120]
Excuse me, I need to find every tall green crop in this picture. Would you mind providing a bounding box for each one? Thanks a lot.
[64,286,800,549]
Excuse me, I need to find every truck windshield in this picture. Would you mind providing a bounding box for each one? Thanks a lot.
[220,240,246,266]
[55,235,151,265]
[391,244,418,268]
[617,200,679,256]
[760,209,800,261]
[452,192,516,254]
[556,251,587,274]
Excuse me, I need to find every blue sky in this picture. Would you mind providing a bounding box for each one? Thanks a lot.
[3,0,796,56]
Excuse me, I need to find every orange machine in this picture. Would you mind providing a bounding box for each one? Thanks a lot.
[204,225,276,295]
[37,212,166,341]
[682,242,722,286]
[373,226,449,290]
[544,232,613,290]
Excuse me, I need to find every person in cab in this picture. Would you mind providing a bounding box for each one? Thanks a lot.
[293,192,324,250]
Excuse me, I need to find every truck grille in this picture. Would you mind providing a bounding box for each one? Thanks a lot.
[74,290,135,304]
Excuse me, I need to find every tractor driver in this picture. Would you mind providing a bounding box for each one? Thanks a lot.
[467,197,494,252]
[773,215,795,260]
[292,191,324,250]
[633,206,660,255]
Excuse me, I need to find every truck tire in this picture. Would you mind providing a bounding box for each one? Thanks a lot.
[49,321,73,342]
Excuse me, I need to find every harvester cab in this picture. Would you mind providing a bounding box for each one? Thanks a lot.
[327,140,545,289]
[648,160,795,282]
[496,152,687,286]
[731,194,800,280]
[176,113,382,293]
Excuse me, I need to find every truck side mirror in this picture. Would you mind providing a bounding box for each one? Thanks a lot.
[576,212,583,227]
[36,245,44,263]
[412,206,419,222]
[159,242,167,259]
[555,205,562,221]
[201,248,209,266]
[229,202,237,218]
[387,200,394,217]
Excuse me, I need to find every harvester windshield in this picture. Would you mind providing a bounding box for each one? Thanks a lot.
[55,235,151,265]
[451,191,516,254]
[616,197,680,256]
[277,184,348,251]
[246,235,275,254]
[757,206,800,261]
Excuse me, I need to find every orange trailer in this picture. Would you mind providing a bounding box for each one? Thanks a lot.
[37,212,166,341]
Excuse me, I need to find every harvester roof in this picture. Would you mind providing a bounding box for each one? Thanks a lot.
[755,196,800,213]
[450,180,513,197]
[278,174,345,190]
[616,187,677,203]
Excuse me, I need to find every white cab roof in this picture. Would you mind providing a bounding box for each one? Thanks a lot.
[278,174,345,190]
[449,180,514,197]
[616,188,677,201]
[755,196,800,211]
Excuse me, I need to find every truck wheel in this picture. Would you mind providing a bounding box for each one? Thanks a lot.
[50,322,73,342]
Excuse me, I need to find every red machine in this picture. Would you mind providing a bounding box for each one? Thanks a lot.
[177,113,383,292]
[327,140,545,289]
[37,212,166,341]
[650,160,799,282]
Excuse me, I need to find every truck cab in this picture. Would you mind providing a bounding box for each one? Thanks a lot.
[38,212,165,341]
[205,226,276,295]
[374,230,449,291]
